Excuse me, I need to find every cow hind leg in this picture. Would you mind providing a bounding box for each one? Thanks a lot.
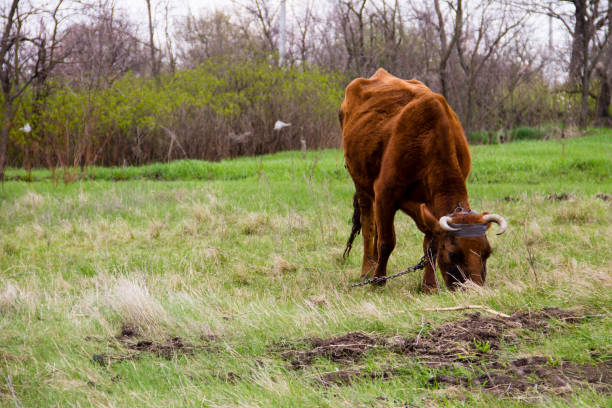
[343,193,362,260]
[358,194,377,279]
[343,191,377,279]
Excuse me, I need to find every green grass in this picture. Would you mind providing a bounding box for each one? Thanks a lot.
[1,131,611,407]
[470,125,548,144]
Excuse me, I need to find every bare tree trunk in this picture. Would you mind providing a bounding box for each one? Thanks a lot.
[244,0,277,56]
[1,0,68,177]
[338,0,367,75]
[433,0,462,98]
[596,78,611,123]
[580,72,590,127]
[465,76,476,137]
[596,7,612,125]
[0,102,16,182]
[0,127,8,183]
[569,0,587,83]
[573,0,589,127]
[164,2,175,74]
[145,0,158,77]
[565,0,611,127]
[0,0,20,183]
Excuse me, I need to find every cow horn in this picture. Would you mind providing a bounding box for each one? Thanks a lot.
[439,216,459,231]
[483,214,508,235]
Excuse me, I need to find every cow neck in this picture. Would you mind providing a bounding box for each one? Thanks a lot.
[431,195,470,218]
[428,174,469,218]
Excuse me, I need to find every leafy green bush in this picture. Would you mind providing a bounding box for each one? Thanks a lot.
[511,126,547,141]
[8,58,347,168]
[469,130,495,144]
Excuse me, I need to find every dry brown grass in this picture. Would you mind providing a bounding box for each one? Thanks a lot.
[0,283,23,314]
[239,213,270,235]
[1,137,611,407]
[103,276,169,336]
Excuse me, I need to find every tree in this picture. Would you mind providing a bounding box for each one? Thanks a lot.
[58,4,144,82]
[534,1,611,126]
[595,5,612,124]
[242,0,278,56]
[432,0,463,98]
[567,0,610,126]
[144,0,159,77]
[337,0,368,75]
[0,0,67,182]
[175,11,258,66]
[32,1,146,178]
[414,0,533,133]
[292,0,317,65]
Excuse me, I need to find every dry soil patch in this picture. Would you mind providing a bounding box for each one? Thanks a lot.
[277,308,610,394]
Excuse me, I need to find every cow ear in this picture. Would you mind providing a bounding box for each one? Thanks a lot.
[419,204,441,233]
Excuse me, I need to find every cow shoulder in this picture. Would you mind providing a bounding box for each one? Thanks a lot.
[432,93,471,178]
[345,70,420,106]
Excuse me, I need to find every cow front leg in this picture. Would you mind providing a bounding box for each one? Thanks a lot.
[422,235,439,292]
[373,190,397,284]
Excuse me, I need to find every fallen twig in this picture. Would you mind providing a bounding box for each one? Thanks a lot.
[415,314,425,346]
[423,305,511,318]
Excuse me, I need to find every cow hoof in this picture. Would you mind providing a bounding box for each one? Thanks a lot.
[421,284,438,293]
[372,278,387,287]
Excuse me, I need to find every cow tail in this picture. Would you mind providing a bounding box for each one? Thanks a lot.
[343,193,361,260]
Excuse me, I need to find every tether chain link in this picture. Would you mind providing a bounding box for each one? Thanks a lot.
[350,244,435,288]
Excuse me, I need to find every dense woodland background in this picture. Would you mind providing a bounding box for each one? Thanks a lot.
[1,0,611,180]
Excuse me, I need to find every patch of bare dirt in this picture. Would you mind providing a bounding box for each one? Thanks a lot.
[596,193,612,202]
[317,369,398,386]
[546,193,572,201]
[392,308,584,367]
[277,308,611,394]
[118,337,201,359]
[280,332,382,368]
[91,324,213,366]
[119,323,138,338]
[431,357,612,395]
[280,308,582,369]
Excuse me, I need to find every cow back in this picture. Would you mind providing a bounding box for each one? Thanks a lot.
[340,68,470,197]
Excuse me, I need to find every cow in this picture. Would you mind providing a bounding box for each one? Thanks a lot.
[340,68,507,290]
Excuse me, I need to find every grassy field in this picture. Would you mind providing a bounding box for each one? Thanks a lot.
[1,131,611,407]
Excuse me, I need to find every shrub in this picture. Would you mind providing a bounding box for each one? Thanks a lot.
[7,58,347,168]
[469,130,497,144]
[511,126,547,141]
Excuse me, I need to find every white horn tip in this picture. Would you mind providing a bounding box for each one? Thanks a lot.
[483,214,507,235]
[439,215,459,231]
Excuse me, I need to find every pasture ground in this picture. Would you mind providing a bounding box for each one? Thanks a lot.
[1,131,611,407]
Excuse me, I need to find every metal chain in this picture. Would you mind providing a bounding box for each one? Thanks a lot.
[350,242,435,288]
[351,239,437,288]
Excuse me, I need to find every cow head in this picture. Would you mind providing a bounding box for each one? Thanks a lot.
[419,205,507,288]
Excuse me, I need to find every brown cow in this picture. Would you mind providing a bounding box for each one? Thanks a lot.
[340,68,507,290]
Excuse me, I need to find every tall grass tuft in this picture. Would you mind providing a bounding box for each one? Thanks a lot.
[0,283,22,314]
[104,277,169,336]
